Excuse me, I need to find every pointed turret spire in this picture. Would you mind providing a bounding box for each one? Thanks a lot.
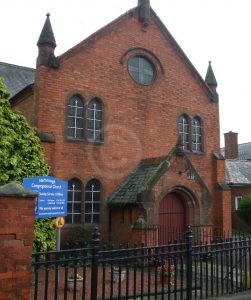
[205,61,218,101]
[205,61,217,87]
[138,0,150,26]
[36,13,59,68]
[37,13,56,48]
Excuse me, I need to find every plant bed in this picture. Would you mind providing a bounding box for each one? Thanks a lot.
[67,274,83,291]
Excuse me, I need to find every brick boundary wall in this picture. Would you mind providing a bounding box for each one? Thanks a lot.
[0,182,37,300]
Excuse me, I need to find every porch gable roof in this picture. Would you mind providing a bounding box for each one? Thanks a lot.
[107,156,169,207]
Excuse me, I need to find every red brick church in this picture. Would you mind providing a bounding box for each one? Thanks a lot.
[0,0,231,244]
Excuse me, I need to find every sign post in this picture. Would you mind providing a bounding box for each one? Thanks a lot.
[54,217,65,251]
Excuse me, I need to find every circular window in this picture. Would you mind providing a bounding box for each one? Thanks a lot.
[128,56,155,85]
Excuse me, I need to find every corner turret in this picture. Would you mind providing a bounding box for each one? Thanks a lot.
[205,61,218,101]
[36,13,59,68]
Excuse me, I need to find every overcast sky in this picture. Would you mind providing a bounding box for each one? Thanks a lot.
[1,0,250,146]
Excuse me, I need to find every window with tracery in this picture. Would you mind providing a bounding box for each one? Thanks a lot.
[67,95,84,139]
[178,115,190,151]
[87,98,102,142]
[85,179,101,224]
[66,178,82,224]
[192,117,202,152]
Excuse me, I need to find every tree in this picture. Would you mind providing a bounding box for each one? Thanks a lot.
[0,77,55,251]
[237,194,251,226]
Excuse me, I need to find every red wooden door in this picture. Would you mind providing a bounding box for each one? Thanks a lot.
[158,193,186,244]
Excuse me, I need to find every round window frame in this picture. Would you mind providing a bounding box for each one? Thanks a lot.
[128,55,156,85]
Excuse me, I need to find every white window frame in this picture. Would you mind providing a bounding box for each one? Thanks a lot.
[192,118,202,152]
[234,196,242,210]
[87,99,102,142]
[178,115,189,150]
[85,180,100,224]
[67,179,82,224]
[67,95,84,139]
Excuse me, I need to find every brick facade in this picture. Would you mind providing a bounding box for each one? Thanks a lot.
[11,2,231,244]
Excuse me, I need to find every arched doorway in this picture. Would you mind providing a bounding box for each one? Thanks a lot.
[158,192,186,244]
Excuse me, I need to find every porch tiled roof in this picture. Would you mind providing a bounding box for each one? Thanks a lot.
[226,159,251,184]
[108,156,169,207]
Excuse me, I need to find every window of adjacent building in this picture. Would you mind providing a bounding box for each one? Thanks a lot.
[66,178,82,224]
[87,98,102,142]
[67,95,84,139]
[128,55,155,85]
[235,196,242,210]
[178,115,189,151]
[85,179,101,224]
[192,117,202,152]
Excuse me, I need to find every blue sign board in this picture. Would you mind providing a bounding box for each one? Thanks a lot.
[23,176,68,219]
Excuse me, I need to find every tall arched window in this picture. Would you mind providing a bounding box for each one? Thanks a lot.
[87,98,102,142]
[192,117,202,152]
[85,179,101,224]
[178,115,189,151]
[67,95,84,139]
[66,178,82,224]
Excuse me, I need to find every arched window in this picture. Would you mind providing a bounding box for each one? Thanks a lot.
[178,115,189,151]
[66,178,82,224]
[67,95,84,139]
[192,117,202,152]
[87,98,102,142]
[85,179,101,224]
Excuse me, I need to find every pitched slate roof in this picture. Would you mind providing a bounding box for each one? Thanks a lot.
[226,160,251,185]
[238,143,251,160]
[221,142,251,160]
[108,156,169,207]
[0,62,35,98]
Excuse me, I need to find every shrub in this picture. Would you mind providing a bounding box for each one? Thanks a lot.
[0,77,54,252]
[237,195,251,226]
[62,224,95,249]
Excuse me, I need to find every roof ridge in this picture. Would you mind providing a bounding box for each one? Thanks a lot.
[150,9,215,101]
[239,142,251,146]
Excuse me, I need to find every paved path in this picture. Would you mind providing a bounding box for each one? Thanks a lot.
[208,291,251,300]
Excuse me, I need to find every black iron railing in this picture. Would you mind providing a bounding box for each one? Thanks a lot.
[31,227,251,300]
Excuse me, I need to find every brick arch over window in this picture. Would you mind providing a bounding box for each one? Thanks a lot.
[85,179,101,224]
[66,178,83,224]
[87,98,103,142]
[120,47,165,75]
[67,94,84,140]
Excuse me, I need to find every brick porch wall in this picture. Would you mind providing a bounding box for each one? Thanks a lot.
[0,182,37,300]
